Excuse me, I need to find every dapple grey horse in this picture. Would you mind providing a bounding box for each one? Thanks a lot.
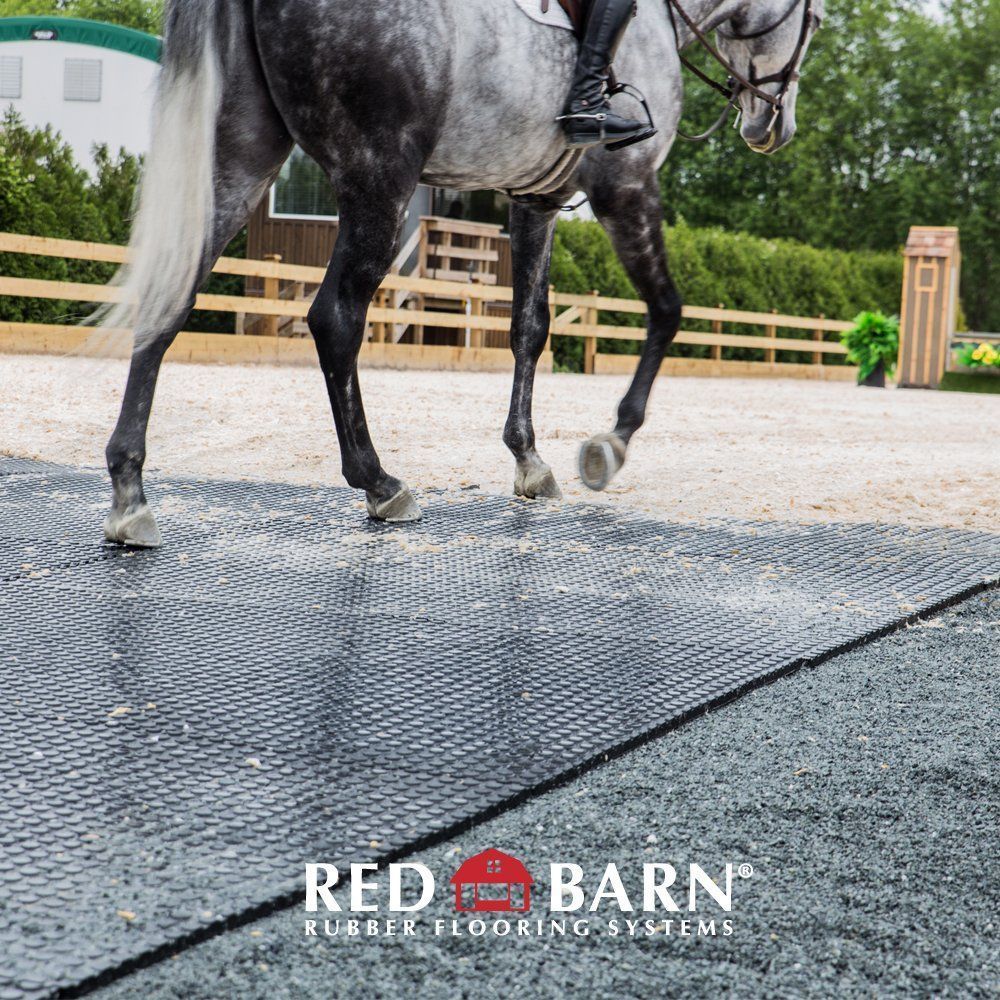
[101,0,822,546]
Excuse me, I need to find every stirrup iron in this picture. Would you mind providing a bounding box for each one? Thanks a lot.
[604,81,657,151]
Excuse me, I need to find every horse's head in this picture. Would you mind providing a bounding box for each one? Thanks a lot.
[717,0,823,154]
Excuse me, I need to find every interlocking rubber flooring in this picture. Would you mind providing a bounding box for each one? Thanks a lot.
[1,458,996,999]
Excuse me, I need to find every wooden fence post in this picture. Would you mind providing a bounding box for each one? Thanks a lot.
[711,304,724,361]
[414,219,429,345]
[470,294,485,350]
[413,296,425,346]
[584,289,599,375]
[764,307,778,364]
[547,285,556,355]
[262,253,282,338]
[813,314,825,366]
[372,288,387,344]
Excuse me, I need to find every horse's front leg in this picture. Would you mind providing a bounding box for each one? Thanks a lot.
[577,171,682,491]
[503,201,562,500]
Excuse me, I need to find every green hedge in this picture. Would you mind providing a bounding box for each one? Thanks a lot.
[550,219,904,373]
[0,109,243,334]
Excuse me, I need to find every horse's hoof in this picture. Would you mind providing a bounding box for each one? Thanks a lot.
[514,465,563,500]
[103,504,162,548]
[366,487,422,523]
[578,433,627,492]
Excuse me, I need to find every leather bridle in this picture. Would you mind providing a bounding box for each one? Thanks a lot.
[666,0,817,142]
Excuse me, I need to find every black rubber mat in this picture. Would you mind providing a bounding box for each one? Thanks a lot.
[1,458,997,999]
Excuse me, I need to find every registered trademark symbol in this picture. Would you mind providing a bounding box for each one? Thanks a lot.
[738,864,753,879]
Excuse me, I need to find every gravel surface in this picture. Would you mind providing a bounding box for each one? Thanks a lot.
[92,590,999,1000]
[1,355,997,531]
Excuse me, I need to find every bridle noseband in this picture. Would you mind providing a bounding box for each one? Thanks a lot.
[666,0,817,142]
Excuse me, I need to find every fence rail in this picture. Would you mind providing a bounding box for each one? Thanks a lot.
[954,331,1000,343]
[0,232,853,376]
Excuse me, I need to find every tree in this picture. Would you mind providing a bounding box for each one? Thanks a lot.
[0,0,163,34]
[0,110,239,331]
[660,0,999,331]
[0,109,112,323]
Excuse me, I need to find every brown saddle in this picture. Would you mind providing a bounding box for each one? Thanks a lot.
[541,0,588,37]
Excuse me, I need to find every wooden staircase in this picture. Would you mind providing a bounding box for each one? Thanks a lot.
[407,217,504,346]
[239,217,510,347]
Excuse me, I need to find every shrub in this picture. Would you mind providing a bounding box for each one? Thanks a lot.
[549,219,904,372]
[0,110,243,333]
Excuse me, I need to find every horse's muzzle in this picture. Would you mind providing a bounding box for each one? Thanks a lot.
[741,111,795,155]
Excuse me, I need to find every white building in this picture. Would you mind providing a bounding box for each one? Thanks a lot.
[0,15,160,168]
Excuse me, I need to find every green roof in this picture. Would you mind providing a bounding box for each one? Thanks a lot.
[0,16,161,63]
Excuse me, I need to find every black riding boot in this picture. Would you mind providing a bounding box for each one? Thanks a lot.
[558,0,656,149]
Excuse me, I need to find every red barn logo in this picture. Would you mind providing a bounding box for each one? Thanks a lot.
[450,849,534,913]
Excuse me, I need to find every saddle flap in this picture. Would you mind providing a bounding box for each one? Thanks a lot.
[544,0,587,36]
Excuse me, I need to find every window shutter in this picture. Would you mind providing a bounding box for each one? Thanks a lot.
[0,56,22,99]
[64,58,102,102]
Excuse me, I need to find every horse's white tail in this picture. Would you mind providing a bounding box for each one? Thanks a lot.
[96,8,222,352]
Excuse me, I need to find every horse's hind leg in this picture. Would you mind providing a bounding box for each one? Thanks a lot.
[104,55,292,546]
[504,201,562,500]
[307,184,421,523]
[577,171,681,491]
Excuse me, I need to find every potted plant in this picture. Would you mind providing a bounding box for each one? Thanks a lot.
[840,311,900,388]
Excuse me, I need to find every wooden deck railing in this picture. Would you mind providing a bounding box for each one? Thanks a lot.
[0,232,854,376]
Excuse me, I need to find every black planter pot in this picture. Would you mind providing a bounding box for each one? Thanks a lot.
[860,360,886,388]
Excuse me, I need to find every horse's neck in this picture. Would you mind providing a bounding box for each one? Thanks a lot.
[668,0,747,46]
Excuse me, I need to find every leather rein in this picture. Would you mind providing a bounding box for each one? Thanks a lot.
[665,0,816,142]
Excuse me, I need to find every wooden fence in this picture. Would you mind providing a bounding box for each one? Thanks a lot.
[0,232,855,379]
